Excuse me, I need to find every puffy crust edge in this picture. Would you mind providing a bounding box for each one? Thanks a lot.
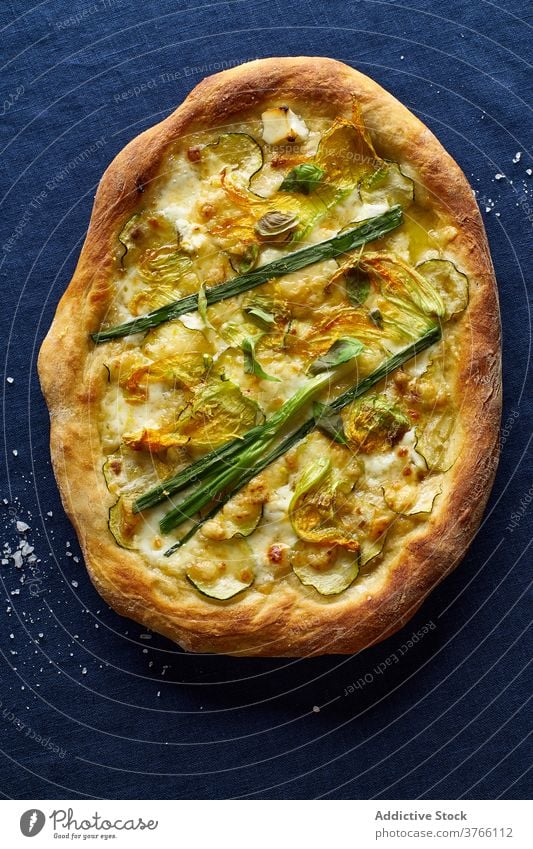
[38,57,501,656]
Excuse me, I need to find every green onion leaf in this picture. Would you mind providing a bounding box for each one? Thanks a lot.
[242,336,281,382]
[197,283,213,329]
[243,299,277,327]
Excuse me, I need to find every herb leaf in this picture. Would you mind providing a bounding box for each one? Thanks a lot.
[280,163,325,195]
[313,402,348,444]
[308,337,364,375]
[243,298,277,327]
[369,307,384,328]
[345,267,371,306]
[242,336,281,382]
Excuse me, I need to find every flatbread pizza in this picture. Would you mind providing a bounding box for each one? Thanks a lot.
[39,57,501,656]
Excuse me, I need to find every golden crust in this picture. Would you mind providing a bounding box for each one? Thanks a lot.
[38,57,501,656]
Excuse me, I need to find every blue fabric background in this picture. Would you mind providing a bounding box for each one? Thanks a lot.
[0,0,531,800]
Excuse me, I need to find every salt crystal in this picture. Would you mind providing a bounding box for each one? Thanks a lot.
[512,152,522,163]
[12,450,18,457]
[312,705,320,713]
[527,169,532,176]
[81,667,87,675]
[71,580,78,588]
[6,377,14,384]
[16,521,29,533]
[46,511,53,517]
[494,173,505,180]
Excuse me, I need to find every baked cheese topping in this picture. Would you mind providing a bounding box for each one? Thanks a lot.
[91,105,468,600]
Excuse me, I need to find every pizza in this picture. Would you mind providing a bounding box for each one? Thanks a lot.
[38,57,501,656]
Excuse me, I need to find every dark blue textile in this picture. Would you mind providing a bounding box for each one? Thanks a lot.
[0,0,531,800]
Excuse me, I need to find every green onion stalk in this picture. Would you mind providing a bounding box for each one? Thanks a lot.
[91,206,403,343]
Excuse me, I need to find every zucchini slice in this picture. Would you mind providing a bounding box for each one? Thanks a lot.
[290,541,359,595]
[202,495,263,541]
[117,210,180,269]
[185,539,255,600]
[384,475,442,516]
[360,252,445,318]
[103,455,125,494]
[103,448,170,497]
[359,161,414,209]
[228,242,259,274]
[200,132,264,189]
[118,212,142,266]
[109,496,140,550]
[416,411,457,472]
[142,321,212,356]
[416,259,469,319]
[359,532,387,566]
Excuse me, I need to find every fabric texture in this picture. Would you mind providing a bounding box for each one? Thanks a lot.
[0,0,531,800]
